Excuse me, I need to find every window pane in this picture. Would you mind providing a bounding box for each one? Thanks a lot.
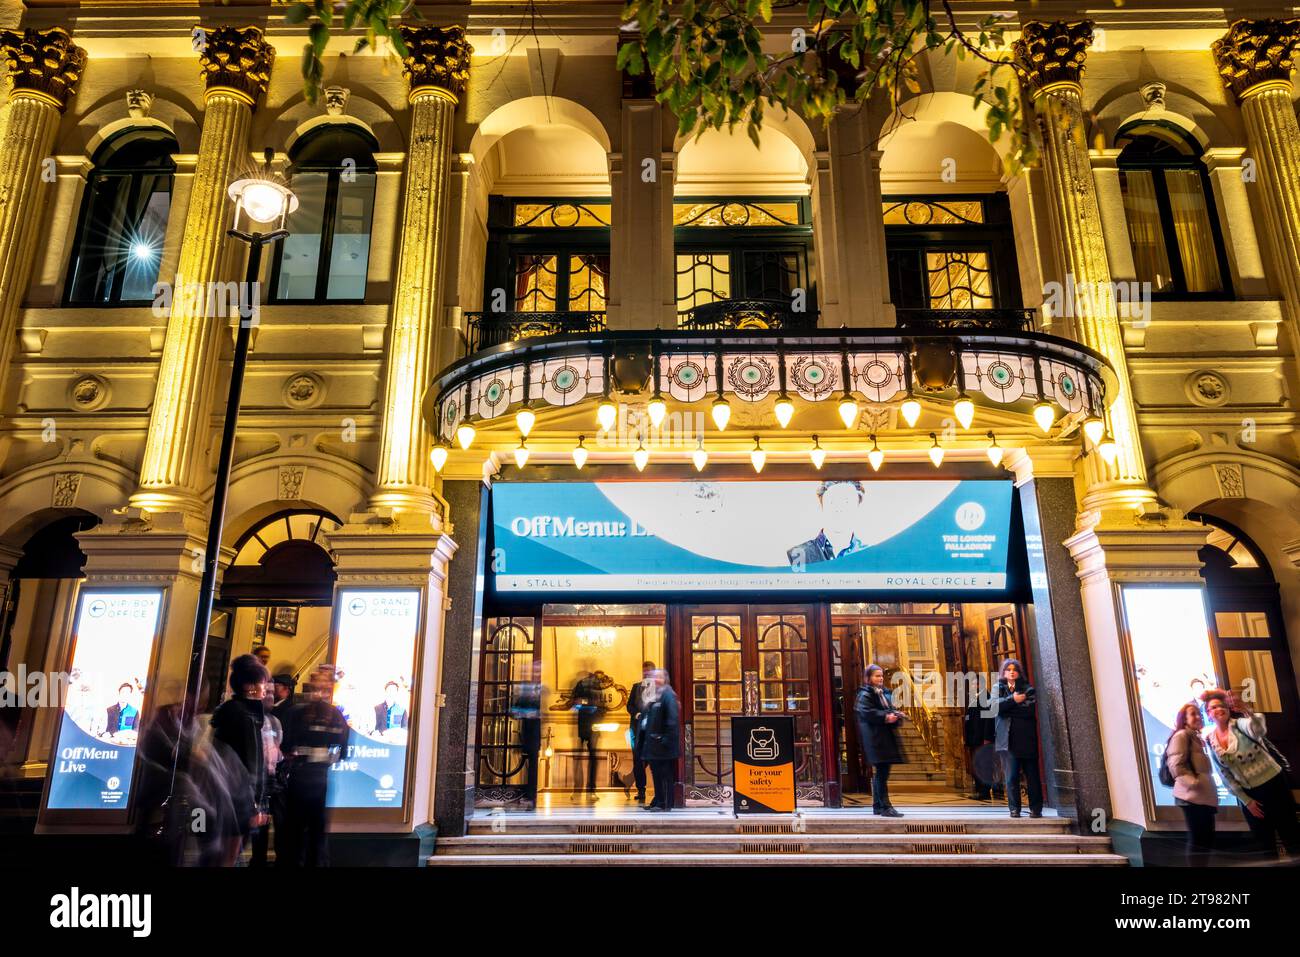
[568,254,608,310]
[1120,169,1174,292]
[276,173,329,299]
[1224,650,1283,712]
[1214,611,1271,638]
[513,254,559,311]
[674,201,801,226]
[925,251,993,308]
[881,199,984,225]
[675,252,730,309]
[741,250,799,299]
[69,174,134,303]
[325,172,375,300]
[120,180,171,301]
[514,202,610,227]
[1163,169,1223,293]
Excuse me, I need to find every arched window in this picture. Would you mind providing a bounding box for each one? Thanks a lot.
[65,129,177,305]
[1117,124,1231,297]
[270,124,378,303]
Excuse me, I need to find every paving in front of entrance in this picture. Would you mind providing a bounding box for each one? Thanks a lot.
[433,797,1127,866]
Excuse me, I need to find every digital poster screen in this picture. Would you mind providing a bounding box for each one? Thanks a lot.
[46,590,161,810]
[492,479,1014,593]
[327,589,420,809]
[1122,586,1232,807]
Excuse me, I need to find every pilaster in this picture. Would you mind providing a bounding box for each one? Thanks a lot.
[609,98,674,330]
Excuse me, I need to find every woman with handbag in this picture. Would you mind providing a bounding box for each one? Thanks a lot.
[1164,702,1217,865]
[1203,689,1300,859]
[855,664,906,817]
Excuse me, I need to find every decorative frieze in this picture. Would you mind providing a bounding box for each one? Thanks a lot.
[53,472,81,508]
[1214,463,1245,498]
[278,466,305,501]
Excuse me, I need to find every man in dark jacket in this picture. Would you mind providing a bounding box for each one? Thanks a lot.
[571,670,602,794]
[640,670,679,811]
[209,654,276,862]
[963,685,999,800]
[627,660,655,805]
[279,668,349,866]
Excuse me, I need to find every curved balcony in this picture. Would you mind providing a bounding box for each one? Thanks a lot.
[678,298,818,332]
[465,310,607,353]
[895,308,1036,334]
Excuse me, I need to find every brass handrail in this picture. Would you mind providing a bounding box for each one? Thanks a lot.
[897,668,944,767]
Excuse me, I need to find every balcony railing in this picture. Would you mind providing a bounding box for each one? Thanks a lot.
[465,310,607,352]
[679,298,818,332]
[895,307,1036,333]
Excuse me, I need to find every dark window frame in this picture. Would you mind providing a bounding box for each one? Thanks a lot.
[482,196,612,312]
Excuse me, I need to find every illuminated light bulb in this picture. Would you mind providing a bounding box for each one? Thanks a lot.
[513,438,530,469]
[238,181,290,223]
[928,432,944,468]
[132,241,155,261]
[429,443,449,473]
[692,441,708,472]
[633,441,650,472]
[572,435,588,470]
[750,437,766,473]
[838,396,859,429]
[809,435,826,470]
[900,397,922,427]
[712,397,731,431]
[597,400,617,432]
[986,431,1004,467]
[867,434,884,472]
[954,395,975,430]
[515,407,536,438]
[774,396,794,429]
[1082,416,1105,446]
[1032,400,1056,434]
[647,397,666,428]
[1098,434,1119,465]
[456,424,476,450]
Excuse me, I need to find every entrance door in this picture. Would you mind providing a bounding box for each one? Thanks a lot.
[679,605,827,806]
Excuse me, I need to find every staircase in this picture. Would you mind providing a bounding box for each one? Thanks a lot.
[886,720,951,792]
[431,809,1128,866]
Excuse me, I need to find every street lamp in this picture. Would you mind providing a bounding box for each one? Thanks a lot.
[180,148,295,731]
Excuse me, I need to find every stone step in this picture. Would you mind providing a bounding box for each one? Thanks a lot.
[430,851,1128,867]
[466,813,1074,836]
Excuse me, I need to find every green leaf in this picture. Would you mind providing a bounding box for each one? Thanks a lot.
[285,3,311,25]
[309,22,330,57]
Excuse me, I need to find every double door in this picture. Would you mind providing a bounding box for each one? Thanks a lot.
[675,605,830,806]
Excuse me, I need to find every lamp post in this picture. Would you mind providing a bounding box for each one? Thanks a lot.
[180,148,296,730]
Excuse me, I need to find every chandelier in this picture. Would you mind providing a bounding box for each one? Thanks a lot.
[575,627,616,654]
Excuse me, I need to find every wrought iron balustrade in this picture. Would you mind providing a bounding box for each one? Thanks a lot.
[466,310,608,352]
[895,308,1036,334]
[679,298,819,332]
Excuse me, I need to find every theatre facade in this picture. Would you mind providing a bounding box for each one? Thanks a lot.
[0,4,1299,864]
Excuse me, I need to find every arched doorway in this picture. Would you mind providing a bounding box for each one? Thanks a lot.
[205,509,340,712]
[1193,514,1300,769]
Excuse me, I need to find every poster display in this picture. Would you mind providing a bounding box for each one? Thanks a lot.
[1122,586,1232,806]
[327,589,420,809]
[46,591,160,810]
[492,479,1013,592]
[732,716,796,813]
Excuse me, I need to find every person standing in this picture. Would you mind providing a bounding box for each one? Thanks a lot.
[280,668,350,866]
[627,660,655,805]
[1203,689,1300,860]
[640,670,679,811]
[570,669,601,796]
[1165,702,1218,865]
[854,664,906,817]
[209,654,275,864]
[511,660,544,807]
[991,659,1043,818]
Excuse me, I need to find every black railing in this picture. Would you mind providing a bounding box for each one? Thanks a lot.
[895,307,1037,333]
[678,298,819,331]
[465,311,608,352]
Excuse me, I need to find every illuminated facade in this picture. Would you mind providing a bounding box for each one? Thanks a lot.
[0,3,1298,865]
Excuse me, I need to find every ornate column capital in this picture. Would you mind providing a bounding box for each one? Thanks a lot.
[1013,20,1094,95]
[398,25,471,103]
[196,24,274,105]
[0,26,85,111]
[1212,18,1300,101]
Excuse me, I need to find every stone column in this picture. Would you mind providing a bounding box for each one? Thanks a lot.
[129,25,274,516]
[1212,18,1300,357]
[609,98,675,330]
[1089,149,1138,285]
[369,26,471,514]
[1013,21,1156,513]
[1201,147,1269,302]
[0,27,84,400]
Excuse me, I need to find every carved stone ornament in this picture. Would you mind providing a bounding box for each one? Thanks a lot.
[283,372,324,409]
[126,89,153,118]
[1139,81,1166,111]
[398,25,473,99]
[1012,20,1094,91]
[53,472,82,508]
[1212,19,1300,101]
[70,373,109,411]
[0,27,86,110]
[1187,370,1230,407]
[1214,463,1245,499]
[323,85,350,116]
[278,466,305,501]
[196,24,275,102]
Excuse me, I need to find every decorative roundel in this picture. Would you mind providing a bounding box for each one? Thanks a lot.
[988,361,1015,388]
[670,360,705,389]
[443,401,458,427]
[1057,371,1077,399]
[479,377,510,416]
[727,357,775,398]
[790,355,837,398]
[551,365,580,394]
[861,359,894,387]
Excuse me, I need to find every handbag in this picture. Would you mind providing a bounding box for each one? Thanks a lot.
[1237,721,1292,773]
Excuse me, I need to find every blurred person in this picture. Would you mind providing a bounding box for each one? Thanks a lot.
[271,673,296,716]
[855,664,905,817]
[280,667,349,866]
[209,654,275,864]
[253,645,272,669]
[992,659,1043,818]
[1203,688,1300,860]
[511,660,544,807]
[1164,702,1218,866]
[570,667,601,796]
[640,669,679,811]
[627,660,655,805]
[963,683,997,800]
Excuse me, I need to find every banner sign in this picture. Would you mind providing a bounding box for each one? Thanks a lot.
[327,589,420,809]
[46,591,161,810]
[732,716,796,813]
[492,479,1013,592]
